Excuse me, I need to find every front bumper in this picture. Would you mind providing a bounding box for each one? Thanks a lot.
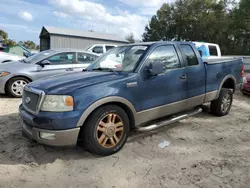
[240,82,250,94]
[21,116,80,146]
[0,75,10,94]
[19,106,81,146]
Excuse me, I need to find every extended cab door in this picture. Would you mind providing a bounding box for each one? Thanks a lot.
[137,44,188,123]
[35,52,75,80]
[179,44,206,108]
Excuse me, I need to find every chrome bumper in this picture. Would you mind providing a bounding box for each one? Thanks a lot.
[21,117,80,146]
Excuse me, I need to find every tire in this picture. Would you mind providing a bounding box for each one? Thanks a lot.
[210,88,233,116]
[80,105,130,156]
[6,77,30,98]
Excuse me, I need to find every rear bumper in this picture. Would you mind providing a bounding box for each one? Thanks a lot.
[21,117,80,146]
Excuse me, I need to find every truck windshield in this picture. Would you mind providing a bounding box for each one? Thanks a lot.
[24,50,56,64]
[88,45,148,72]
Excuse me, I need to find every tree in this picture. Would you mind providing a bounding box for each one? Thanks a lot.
[229,0,250,55]
[125,33,135,43]
[0,30,8,42]
[142,0,233,54]
[0,29,16,47]
[6,40,16,47]
[18,40,37,49]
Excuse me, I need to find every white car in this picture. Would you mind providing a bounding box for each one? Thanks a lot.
[86,44,117,54]
[0,52,24,63]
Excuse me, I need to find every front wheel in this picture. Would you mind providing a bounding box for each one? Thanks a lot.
[80,105,130,156]
[6,77,30,98]
[210,88,233,116]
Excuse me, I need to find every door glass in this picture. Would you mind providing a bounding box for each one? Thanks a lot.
[77,53,98,64]
[92,46,103,54]
[106,46,115,51]
[208,45,218,56]
[145,45,181,73]
[180,45,199,66]
[47,52,74,65]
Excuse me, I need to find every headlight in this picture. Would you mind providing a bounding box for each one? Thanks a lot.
[41,95,74,112]
[0,72,10,77]
[243,77,248,84]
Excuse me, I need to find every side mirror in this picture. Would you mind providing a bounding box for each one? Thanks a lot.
[198,50,203,57]
[39,60,51,67]
[147,62,164,76]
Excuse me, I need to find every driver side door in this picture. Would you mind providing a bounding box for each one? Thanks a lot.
[34,52,75,80]
[137,44,188,124]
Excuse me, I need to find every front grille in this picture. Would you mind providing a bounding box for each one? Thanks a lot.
[22,87,45,114]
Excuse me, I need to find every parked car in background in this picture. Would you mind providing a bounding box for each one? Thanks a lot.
[86,44,117,54]
[193,42,221,59]
[19,41,243,156]
[241,74,250,95]
[0,51,24,63]
[0,49,99,97]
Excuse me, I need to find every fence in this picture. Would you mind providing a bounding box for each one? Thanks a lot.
[224,56,250,71]
[243,57,250,71]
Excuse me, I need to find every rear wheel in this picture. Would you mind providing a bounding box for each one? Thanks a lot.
[80,105,130,156]
[210,88,233,116]
[6,77,29,98]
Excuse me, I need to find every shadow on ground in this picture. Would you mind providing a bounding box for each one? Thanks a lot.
[0,110,204,166]
[1,92,248,166]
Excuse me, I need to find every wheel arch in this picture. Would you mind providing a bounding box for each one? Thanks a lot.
[216,75,236,98]
[76,97,137,129]
[5,75,33,93]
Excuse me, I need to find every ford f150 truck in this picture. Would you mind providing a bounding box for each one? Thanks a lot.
[19,42,243,156]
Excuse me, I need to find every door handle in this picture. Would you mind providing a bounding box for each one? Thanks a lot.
[180,74,187,80]
[66,68,73,71]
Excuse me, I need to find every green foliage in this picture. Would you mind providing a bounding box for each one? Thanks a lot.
[125,33,135,43]
[0,29,16,47]
[0,29,38,49]
[142,0,250,55]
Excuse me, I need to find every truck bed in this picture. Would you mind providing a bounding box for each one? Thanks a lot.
[204,57,243,64]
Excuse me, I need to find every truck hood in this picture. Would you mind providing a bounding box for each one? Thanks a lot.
[28,71,127,94]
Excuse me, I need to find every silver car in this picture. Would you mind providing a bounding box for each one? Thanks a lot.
[0,49,99,97]
[0,51,25,63]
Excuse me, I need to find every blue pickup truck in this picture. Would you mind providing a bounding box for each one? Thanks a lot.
[19,42,243,156]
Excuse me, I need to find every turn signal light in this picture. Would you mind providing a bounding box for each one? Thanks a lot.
[65,96,74,107]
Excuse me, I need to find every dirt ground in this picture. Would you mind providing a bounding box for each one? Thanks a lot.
[0,91,250,188]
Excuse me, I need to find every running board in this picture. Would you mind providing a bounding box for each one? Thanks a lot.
[135,107,203,132]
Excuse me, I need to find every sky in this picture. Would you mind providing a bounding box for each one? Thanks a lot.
[0,0,174,44]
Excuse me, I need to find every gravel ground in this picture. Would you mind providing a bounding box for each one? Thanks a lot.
[0,92,250,188]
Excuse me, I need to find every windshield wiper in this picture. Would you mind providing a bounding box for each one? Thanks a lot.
[91,67,116,72]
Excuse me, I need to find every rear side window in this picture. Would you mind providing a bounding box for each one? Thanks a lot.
[46,52,74,65]
[180,45,199,66]
[92,46,103,54]
[77,53,98,64]
[208,45,218,56]
[106,46,115,51]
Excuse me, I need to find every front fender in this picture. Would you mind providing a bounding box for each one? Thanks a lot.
[76,96,137,127]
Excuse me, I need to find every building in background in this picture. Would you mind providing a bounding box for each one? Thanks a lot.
[39,26,129,51]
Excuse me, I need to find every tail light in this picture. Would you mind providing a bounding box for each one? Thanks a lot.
[241,64,244,77]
